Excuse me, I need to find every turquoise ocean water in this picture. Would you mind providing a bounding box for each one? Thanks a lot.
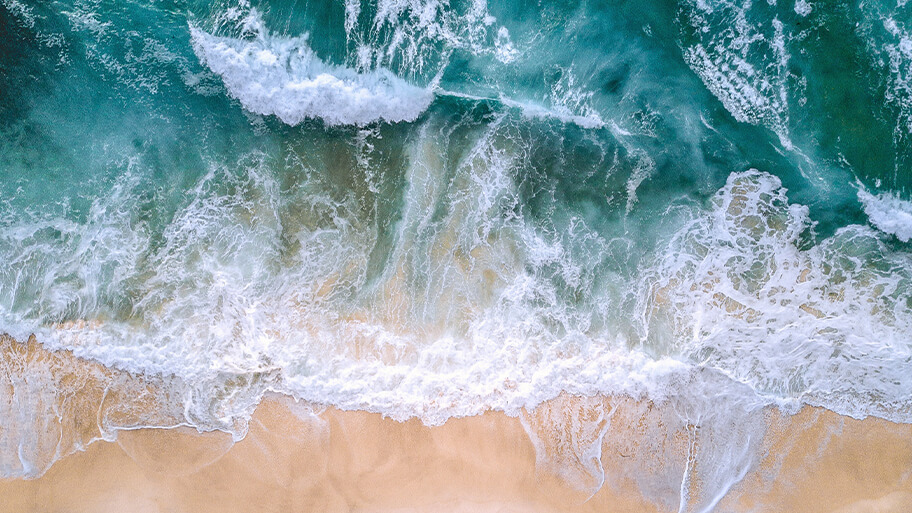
[2,0,912,508]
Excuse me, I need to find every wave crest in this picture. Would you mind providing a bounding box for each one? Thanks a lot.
[189,11,434,126]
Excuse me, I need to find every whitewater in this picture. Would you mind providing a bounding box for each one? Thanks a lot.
[2,0,912,510]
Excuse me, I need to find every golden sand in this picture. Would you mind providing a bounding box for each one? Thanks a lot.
[0,396,910,512]
[1,337,911,512]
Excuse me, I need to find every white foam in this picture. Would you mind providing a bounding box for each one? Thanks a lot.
[434,88,606,129]
[681,2,798,149]
[494,26,520,63]
[858,5,912,156]
[189,12,434,126]
[446,67,607,130]
[547,68,606,129]
[0,0,36,28]
[794,0,812,17]
[640,170,912,423]
[6,147,911,431]
[858,186,912,242]
[5,149,911,432]
[6,158,912,506]
[504,98,606,129]
[354,0,506,69]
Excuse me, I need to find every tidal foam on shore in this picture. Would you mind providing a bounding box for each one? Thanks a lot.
[1,345,911,513]
[4,0,912,509]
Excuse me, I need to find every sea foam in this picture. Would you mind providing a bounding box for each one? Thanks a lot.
[680,1,798,149]
[4,163,912,507]
[858,185,912,242]
[189,12,433,126]
[643,170,912,422]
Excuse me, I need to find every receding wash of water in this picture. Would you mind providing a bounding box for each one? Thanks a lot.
[1,0,912,511]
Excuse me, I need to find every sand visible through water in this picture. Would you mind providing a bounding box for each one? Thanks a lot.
[0,338,910,513]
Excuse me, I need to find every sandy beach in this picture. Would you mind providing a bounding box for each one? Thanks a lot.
[1,335,910,513]
[1,399,910,513]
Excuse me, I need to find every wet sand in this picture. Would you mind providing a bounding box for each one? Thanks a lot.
[1,336,911,512]
[0,396,910,513]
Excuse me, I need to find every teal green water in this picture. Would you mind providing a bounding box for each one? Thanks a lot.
[2,0,912,506]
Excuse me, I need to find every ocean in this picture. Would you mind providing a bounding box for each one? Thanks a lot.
[2,0,912,510]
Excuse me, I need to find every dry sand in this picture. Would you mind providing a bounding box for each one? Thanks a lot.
[1,337,911,512]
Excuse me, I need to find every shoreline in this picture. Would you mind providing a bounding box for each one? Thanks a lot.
[2,336,911,512]
[1,396,911,512]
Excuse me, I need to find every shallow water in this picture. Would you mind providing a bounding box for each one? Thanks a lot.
[2,0,912,509]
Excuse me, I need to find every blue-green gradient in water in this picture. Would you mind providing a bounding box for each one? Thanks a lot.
[2,0,912,508]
